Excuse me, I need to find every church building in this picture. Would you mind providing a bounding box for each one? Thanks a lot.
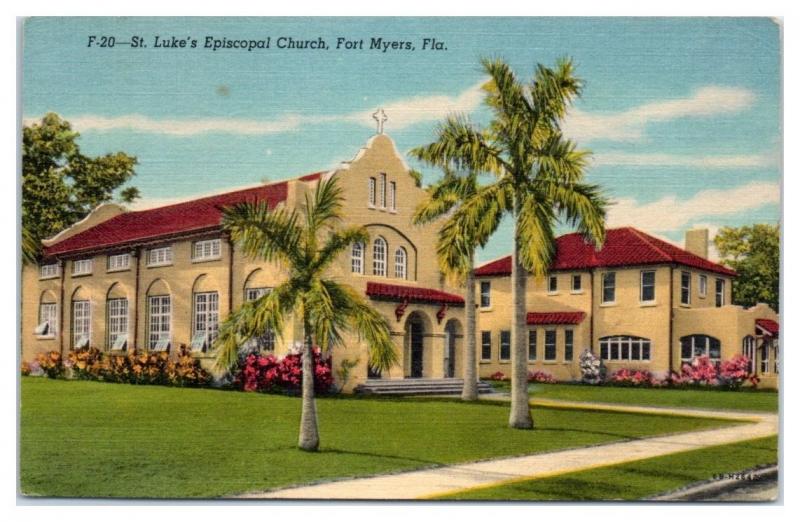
[21,130,780,390]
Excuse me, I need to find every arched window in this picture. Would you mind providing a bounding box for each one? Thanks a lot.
[351,242,364,274]
[599,336,651,361]
[742,336,756,373]
[394,247,407,280]
[680,334,721,362]
[373,238,386,276]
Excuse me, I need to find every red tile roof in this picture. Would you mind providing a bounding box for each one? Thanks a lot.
[756,318,779,337]
[474,227,736,277]
[43,172,325,257]
[366,282,465,306]
[527,312,586,325]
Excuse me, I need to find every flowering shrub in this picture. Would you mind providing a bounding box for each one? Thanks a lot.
[579,349,605,385]
[36,351,64,379]
[609,368,656,387]
[488,371,507,381]
[718,355,754,390]
[66,347,104,380]
[680,355,719,386]
[527,370,556,384]
[234,347,333,395]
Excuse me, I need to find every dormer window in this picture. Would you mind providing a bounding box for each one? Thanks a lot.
[148,246,173,267]
[107,253,130,271]
[72,259,93,276]
[192,239,221,261]
[40,263,60,279]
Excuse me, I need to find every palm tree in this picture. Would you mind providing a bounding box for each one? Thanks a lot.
[411,57,607,429]
[213,176,398,451]
[412,168,485,401]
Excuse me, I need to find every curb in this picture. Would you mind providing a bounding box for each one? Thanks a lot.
[646,464,778,501]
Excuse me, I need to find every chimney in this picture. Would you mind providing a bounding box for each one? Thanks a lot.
[684,229,709,259]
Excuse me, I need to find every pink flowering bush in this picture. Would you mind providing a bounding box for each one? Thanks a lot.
[718,355,754,389]
[234,347,333,395]
[527,370,556,384]
[609,368,656,387]
[488,371,507,381]
[681,355,719,386]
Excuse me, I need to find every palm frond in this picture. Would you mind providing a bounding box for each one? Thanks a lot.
[545,181,608,249]
[516,193,557,277]
[222,201,303,267]
[321,281,398,371]
[314,225,370,272]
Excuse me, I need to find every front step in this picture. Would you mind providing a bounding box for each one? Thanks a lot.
[354,378,495,396]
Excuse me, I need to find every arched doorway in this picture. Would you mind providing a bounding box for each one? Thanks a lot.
[444,319,463,379]
[405,312,430,378]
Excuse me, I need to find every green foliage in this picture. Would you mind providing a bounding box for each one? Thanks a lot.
[714,224,780,311]
[20,378,737,498]
[22,113,139,261]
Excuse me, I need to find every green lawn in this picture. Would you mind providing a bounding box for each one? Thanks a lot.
[440,436,778,500]
[20,378,741,498]
[488,382,778,412]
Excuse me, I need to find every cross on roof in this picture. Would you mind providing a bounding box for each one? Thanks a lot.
[372,108,388,134]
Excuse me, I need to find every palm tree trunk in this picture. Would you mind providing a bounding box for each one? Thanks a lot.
[461,251,478,401]
[297,317,320,451]
[509,200,534,429]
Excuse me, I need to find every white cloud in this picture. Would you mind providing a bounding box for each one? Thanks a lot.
[593,152,777,169]
[607,181,780,234]
[24,80,487,137]
[564,86,756,142]
[343,80,486,130]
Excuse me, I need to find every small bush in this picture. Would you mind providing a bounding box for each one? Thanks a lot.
[36,351,64,379]
[608,368,656,387]
[527,370,556,384]
[488,371,507,381]
[579,349,605,384]
[234,347,333,395]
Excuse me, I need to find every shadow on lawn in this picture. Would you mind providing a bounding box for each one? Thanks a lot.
[317,447,444,467]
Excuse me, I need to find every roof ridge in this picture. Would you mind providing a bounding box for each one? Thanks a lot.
[626,227,675,262]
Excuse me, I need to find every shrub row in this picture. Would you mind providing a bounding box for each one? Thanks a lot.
[22,346,212,387]
[234,348,333,395]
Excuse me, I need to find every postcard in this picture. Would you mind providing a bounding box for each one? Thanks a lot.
[19,16,781,501]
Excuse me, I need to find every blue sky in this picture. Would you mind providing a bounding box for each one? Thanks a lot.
[23,17,781,263]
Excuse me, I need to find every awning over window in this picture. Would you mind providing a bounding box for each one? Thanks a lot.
[756,318,779,338]
[526,311,586,325]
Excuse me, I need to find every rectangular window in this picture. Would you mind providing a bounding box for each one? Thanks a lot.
[148,295,171,350]
[528,330,537,361]
[571,274,582,292]
[564,329,574,361]
[351,242,364,274]
[107,298,128,350]
[244,288,275,351]
[148,246,173,267]
[107,253,130,271]
[72,300,91,349]
[499,330,511,361]
[389,181,397,211]
[640,270,656,302]
[548,275,558,293]
[602,272,616,303]
[681,271,691,305]
[36,303,57,337]
[480,331,492,361]
[40,263,59,279]
[379,173,387,208]
[368,177,376,206]
[72,259,93,276]
[480,281,491,308]
[192,239,221,261]
[544,330,557,361]
[192,292,219,352]
[699,274,708,297]
[715,279,725,307]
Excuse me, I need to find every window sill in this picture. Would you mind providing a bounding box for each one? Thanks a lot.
[479,360,492,364]
[542,360,558,364]
[679,303,692,308]
[479,307,493,313]
[547,291,559,296]
[191,257,222,264]
[599,301,617,307]
[70,272,93,278]
[498,359,511,363]
[570,290,584,295]
[699,294,707,299]
[147,263,173,269]
[35,335,56,340]
[106,267,131,273]
[639,301,658,307]
[39,275,60,281]
[389,210,398,214]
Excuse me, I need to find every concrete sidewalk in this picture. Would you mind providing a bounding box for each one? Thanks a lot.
[237,400,778,500]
